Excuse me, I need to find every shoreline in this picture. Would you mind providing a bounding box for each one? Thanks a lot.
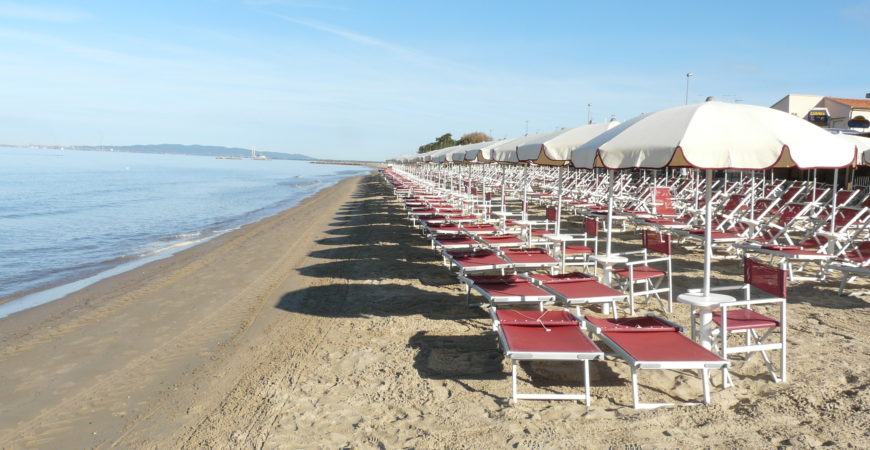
[0,172,372,317]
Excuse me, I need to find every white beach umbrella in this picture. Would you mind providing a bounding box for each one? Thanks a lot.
[572,100,857,297]
[837,135,870,165]
[514,123,621,235]
[516,121,621,164]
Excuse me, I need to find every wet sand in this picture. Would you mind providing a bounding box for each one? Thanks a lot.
[0,174,867,448]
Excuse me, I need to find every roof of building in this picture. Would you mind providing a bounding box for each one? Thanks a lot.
[827,97,870,109]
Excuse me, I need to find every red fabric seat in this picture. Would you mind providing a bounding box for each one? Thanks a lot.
[712,308,779,331]
[612,265,665,280]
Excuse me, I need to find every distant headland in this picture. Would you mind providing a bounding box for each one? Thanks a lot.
[1,143,315,161]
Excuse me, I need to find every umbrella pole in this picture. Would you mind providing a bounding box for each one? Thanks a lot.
[606,170,614,257]
[812,169,817,203]
[831,168,838,238]
[522,165,529,221]
[750,171,756,221]
[556,166,564,235]
[703,169,713,296]
[500,164,507,214]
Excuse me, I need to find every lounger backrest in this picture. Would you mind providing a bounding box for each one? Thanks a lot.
[584,218,598,237]
[654,187,677,215]
[753,199,773,214]
[642,230,672,255]
[833,208,862,231]
[744,258,787,298]
[778,203,804,224]
[546,207,557,221]
[782,186,802,202]
[723,194,743,212]
[836,190,854,204]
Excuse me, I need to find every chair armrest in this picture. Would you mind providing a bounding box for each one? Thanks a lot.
[723,297,786,308]
[687,285,747,294]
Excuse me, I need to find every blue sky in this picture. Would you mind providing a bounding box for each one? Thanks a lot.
[1,1,868,160]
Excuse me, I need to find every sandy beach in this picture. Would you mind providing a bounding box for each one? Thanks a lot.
[0,173,868,448]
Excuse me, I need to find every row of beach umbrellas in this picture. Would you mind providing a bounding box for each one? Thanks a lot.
[389,99,870,298]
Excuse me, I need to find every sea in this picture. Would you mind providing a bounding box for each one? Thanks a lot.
[0,147,371,318]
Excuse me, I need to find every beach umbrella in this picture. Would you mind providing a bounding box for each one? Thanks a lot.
[572,99,857,297]
[838,135,870,165]
[515,122,621,236]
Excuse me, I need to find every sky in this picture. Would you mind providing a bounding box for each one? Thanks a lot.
[1,1,868,161]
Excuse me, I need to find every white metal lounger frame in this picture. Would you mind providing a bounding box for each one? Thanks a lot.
[491,308,604,405]
[583,315,729,409]
[457,274,555,309]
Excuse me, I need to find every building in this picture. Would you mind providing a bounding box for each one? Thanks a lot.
[771,94,870,132]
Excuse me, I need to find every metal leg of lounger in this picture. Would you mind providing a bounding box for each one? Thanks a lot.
[702,368,711,404]
[631,366,640,409]
[511,360,518,404]
[583,359,592,408]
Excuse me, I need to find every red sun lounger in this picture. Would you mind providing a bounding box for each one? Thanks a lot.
[458,274,555,309]
[425,222,462,235]
[527,273,627,318]
[460,223,499,235]
[501,248,559,272]
[442,250,511,276]
[431,234,479,251]
[492,309,604,405]
[477,234,525,249]
[583,315,729,409]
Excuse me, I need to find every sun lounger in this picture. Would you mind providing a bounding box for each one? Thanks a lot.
[527,273,627,318]
[442,249,511,276]
[583,315,729,409]
[458,274,555,308]
[476,234,525,249]
[491,309,604,405]
[501,248,559,272]
[431,234,479,251]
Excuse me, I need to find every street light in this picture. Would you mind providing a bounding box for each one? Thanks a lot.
[587,103,592,124]
[685,72,694,105]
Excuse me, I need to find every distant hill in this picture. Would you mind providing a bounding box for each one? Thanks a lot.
[2,143,315,160]
[99,144,315,160]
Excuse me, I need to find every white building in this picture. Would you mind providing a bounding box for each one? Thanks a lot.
[771,94,870,131]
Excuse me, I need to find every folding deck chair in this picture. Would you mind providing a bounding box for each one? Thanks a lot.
[491,309,604,405]
[611,230,674,314]
[458,274,555,309]
[583,315,729,409]
[688,258,787,386]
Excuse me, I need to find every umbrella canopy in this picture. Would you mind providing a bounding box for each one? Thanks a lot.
[485,132,559,163]
[516,121,621,164]
[571,99,858,297]
[572,100,857,169]
[837,135,870,165]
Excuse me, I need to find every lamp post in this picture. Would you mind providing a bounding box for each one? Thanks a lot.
[587,103,592,124]
[685,72,694,105]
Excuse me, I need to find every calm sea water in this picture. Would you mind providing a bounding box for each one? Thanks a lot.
[0,147,370,312]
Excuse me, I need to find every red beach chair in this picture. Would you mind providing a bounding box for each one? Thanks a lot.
[492,309,604,405]
[689,258,787,386]
[527,272,627,318]
[611,230,673,314]
[458,274,555,309]
[583,315,729,409]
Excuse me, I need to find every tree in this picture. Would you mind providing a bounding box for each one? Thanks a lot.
[417,133,455,153]
[457,131,492,145]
